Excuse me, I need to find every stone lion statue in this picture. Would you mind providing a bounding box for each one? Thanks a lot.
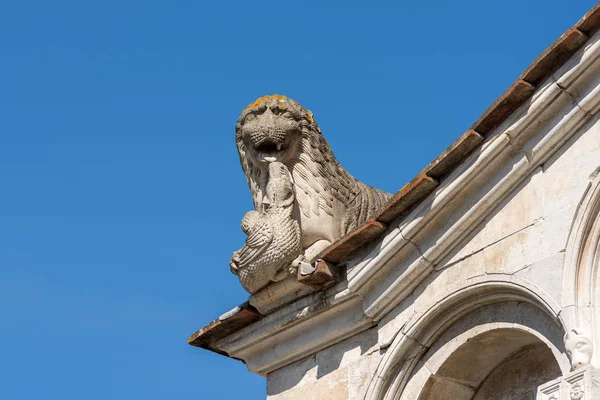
[230,95,391,293]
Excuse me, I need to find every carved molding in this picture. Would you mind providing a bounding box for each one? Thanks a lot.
[538,366,600,400]
[562,170,600,368]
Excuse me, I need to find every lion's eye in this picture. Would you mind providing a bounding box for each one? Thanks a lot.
[245,114,256,123]
[281,111,293,119]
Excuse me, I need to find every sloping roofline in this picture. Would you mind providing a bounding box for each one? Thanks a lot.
[317,3,600,265]
[189,2,600,352]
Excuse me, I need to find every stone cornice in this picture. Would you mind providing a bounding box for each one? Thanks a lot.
[216,292,371,375]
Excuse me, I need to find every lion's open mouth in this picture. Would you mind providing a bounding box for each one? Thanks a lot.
[254,141,288,162]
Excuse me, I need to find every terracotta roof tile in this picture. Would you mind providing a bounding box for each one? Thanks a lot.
[376,173,439,225]
[471,80,535,136]
[188,303,260,355]
[424,129,484,180]
[520,28,587,86]
[317,219,386,264]
[577,3,600,35]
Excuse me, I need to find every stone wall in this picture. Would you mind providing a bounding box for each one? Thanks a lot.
[267,328,380,400]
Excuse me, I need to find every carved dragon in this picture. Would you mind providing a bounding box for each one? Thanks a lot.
[230,95,391,293]
[230,162,301,293]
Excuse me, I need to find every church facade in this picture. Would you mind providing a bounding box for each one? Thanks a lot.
[189,4,600,399]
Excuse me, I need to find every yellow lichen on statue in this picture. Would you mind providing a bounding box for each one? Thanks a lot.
[244,94,314,123]
[245,94,288,111]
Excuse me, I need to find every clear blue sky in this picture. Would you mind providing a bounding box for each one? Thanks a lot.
[0,1,596,399]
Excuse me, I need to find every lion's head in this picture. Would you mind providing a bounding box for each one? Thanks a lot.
[236,95,314,166]
[236,95,333,210]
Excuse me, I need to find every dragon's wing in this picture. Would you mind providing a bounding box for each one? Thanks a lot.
[237,217,274,268]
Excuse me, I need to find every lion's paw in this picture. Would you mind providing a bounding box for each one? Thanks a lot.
[289,254,306,276]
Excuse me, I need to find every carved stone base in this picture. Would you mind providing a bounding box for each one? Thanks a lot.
[537,366,600,400]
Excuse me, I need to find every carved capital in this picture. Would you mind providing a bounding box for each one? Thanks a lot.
[537,366,600,400]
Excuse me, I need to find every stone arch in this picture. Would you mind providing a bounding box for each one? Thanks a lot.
[401,306,563,400]
[365,275,570,400]
[562,169,600,367]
